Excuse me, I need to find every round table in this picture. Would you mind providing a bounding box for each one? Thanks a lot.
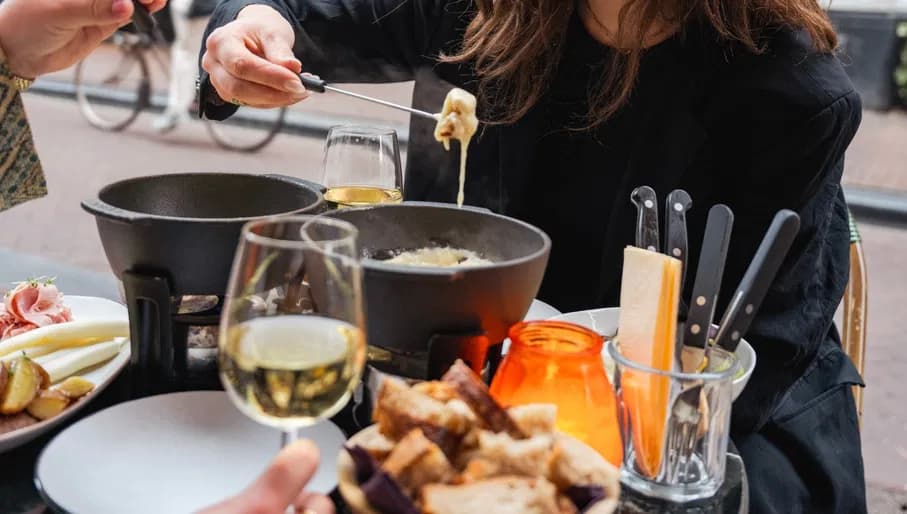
[0,253,748,514]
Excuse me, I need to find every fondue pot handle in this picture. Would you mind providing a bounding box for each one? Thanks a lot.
[81,199,150,224]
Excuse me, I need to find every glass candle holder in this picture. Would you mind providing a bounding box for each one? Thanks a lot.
[489,321,623,466]
[608,339,739,502]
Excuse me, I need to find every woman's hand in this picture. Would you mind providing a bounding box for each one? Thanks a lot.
[197,439,334,514]
[0,0,166,79]
[202,4,308,108]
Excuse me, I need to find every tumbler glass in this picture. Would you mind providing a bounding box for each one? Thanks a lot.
[608,339,739,502]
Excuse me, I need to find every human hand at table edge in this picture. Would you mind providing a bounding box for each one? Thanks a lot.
[0,0,167,80]
[202,4,309,109]
[196,439,335,514]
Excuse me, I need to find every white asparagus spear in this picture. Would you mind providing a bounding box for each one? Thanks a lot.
[42,339,124,383]
[0,336,121,363]
[33,346,83,365]
[0,344,56,362]
[0,320,128,358]
[30,339,127,365]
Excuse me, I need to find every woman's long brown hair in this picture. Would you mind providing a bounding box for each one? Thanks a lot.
[443,0,836,126]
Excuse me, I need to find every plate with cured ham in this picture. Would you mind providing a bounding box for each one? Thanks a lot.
[0,279,130,453]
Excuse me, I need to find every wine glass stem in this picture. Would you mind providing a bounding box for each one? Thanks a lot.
[281,427,302,448]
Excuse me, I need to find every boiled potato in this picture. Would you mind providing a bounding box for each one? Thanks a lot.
[0,362,8,395]
[26,389,70,420]
[55,376,94,399]
[32,360,51,390]
[0,357,40,414]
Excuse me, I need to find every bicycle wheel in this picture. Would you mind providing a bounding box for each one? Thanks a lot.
[205,106,287,153]
[75,37,150,132]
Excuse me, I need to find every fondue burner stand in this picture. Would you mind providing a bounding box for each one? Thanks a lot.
[121,270,224,398]
[349,331,504,431]
[120,268,506,434]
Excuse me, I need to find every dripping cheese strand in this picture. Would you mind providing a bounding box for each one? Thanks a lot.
[458,140,469,207]
[433,88,478,208]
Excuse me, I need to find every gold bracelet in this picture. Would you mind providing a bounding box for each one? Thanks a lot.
[12,75,32,92]
[0,42,33,91]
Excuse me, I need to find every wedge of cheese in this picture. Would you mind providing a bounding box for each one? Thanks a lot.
[617,246,682,479]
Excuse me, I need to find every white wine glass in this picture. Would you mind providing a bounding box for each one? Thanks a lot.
[219,215,367,447]
[321,125,404,207]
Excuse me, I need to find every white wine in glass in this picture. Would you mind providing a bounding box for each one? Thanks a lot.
[219,216,366,444]
[221,315,363,425]
[322,126,404,208]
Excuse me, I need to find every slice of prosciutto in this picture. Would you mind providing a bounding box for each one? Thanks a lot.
[0,281,72,340]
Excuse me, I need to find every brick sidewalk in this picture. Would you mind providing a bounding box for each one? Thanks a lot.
[845,109,907,193]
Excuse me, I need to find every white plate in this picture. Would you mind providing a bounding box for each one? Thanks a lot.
[0,295,130,453]
[36,391,347,514]
[525,299,561,321]
[551,308,756,400]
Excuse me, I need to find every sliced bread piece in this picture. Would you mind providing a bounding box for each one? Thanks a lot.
[441,360,525,439]
[382,429,455,498]
[461,431,554,481]
[373,377,471,456]
[422,476,564,514]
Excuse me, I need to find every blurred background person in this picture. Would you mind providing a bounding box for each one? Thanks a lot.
[0,0,166,211]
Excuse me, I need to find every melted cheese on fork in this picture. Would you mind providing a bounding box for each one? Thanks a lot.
[434,88,478,208]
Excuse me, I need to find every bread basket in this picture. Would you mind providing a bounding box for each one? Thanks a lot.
[337,425,621,514]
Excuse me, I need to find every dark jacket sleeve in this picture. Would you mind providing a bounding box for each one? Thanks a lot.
[705,51,864,435]
[197,0,467,120]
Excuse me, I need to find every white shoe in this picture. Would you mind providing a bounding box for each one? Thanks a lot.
[152,112,187,133]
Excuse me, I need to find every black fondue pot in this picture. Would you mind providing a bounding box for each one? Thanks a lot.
[326,202,551,380]
[82,173,325,295]
[82,172,326,396]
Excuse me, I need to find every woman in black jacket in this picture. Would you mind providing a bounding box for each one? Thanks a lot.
[198,1,866,512]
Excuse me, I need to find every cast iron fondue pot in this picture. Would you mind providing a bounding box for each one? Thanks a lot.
[82,172,325,396]
[326,202,551,379]
[82,172,325,295]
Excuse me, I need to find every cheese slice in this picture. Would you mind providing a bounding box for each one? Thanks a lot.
[617,246,681,479]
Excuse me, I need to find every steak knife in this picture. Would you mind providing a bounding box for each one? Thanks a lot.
[681,205,734,372]
[631,186,660,253]
[665,190,693,297]
[714,210,801,352]
[664,190,692,370]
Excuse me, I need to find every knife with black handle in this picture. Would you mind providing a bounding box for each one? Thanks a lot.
[681,204,734,372]
[714,209,801,352]
[665,190,693,296]
[630,186,660,252]
[664,190,692,371]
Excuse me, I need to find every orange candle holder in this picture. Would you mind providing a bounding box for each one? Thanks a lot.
[489,320,623,466]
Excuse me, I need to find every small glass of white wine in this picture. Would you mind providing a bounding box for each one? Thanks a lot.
[219,215,367,447]
[322,125,404,208]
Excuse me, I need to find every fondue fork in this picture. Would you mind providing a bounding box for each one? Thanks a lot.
[299,74,441,122]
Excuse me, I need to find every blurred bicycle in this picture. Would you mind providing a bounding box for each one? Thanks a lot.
[73,2,286,153]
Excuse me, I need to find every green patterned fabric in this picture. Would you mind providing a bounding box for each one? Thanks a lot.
[0,56,46,212]
[848,209,861,245]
